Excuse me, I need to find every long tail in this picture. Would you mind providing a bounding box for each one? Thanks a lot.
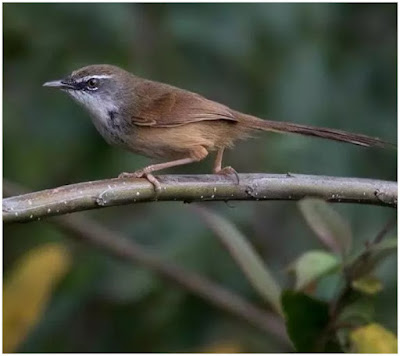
[235,111,393,149]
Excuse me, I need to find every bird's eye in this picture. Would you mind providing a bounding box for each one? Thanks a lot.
[86,78,99,90]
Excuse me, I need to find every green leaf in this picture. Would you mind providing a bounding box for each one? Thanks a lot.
[197,207,282,315]
[350,323,397,353]
[298,198,352,255]
[281,290,330,352]
[290,250,340,290]
[337,297,375,326]
[352,275,383,295]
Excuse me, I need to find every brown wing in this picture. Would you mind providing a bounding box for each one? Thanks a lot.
[128,80,238,127]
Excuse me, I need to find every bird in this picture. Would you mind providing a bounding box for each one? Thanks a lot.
[43,64,391,192]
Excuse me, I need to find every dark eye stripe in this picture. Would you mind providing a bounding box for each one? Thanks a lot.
[63,77,101,91]
[76,81,89,90]
[71,80,97,91]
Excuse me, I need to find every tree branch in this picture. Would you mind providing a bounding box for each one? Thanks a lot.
[3,181,290,348]
[55,215,289,345]
[3,173,397,223]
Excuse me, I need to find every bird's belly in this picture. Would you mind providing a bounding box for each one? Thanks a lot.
[123,122,242,160]
[90,118,247,161]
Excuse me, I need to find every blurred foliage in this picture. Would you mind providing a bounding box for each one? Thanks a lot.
[288,250,340,290]
[3,3,397,352]
[299,198,353,255]
[281,290,332,352]
[352,275,383,295]
[197,207,282,315]
[350,323,397,353]
[3,243,71,352]
[200,340,242,353]
[280,199,397,352]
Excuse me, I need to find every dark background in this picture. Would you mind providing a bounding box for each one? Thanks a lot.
[4,3,397,352]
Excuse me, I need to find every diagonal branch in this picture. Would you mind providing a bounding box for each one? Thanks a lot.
[3,181,290,348]
[3,173,397,223]
[55,215,290,346]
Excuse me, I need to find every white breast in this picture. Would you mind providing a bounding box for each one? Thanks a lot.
[66,90,126,146]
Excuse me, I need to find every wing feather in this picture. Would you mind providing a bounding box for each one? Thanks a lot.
[129,80,238,127]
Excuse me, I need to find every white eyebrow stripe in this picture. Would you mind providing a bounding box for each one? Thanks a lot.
[78,75,113,82]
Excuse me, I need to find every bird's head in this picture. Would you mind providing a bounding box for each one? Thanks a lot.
[43,64,132,118]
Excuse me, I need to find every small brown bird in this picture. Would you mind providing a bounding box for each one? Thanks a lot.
[44,64,389,191]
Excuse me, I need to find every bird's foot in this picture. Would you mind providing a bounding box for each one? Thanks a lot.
[118,170,162,195]
[215,166,240,184]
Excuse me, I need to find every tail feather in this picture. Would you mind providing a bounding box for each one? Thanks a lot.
[236,112,393,149]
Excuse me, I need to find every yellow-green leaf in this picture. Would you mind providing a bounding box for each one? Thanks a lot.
[3,243,71,353]
[350,323,397,353]
[352,275,383,295]
[200,340,242,353]
[290,250,340,290]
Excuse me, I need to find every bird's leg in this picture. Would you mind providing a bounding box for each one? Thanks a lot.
[119,157,197,193]
[119,146,209,193]
[213,148,239,183]
[213,148,224,173]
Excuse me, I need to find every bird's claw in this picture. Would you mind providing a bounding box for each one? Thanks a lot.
[118,170,161,196]
[118,170,144,179]
[216,166,240,184]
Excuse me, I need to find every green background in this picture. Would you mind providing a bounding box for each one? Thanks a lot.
[4,3,397,352]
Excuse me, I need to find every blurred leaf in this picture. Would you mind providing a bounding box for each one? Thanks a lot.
[197,207,282,315]
[337,297,374,326]
[365,238,397,269]
[3,243,71,353]
[350,323,397,353]
[298,198,352,255]
[200,340,242,353]
[352,275,383,295]
[100,263,160,304]
[281,290,331,352]
[289,250,340,290]
[348,238,397,279]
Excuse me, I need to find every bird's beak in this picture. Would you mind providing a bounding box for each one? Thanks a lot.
[43,79,76,90]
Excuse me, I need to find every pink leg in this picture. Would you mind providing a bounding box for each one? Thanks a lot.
[119,147,209,193]
[212,148,239,183]
[119,157,198,192]
[213,148,225,173]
